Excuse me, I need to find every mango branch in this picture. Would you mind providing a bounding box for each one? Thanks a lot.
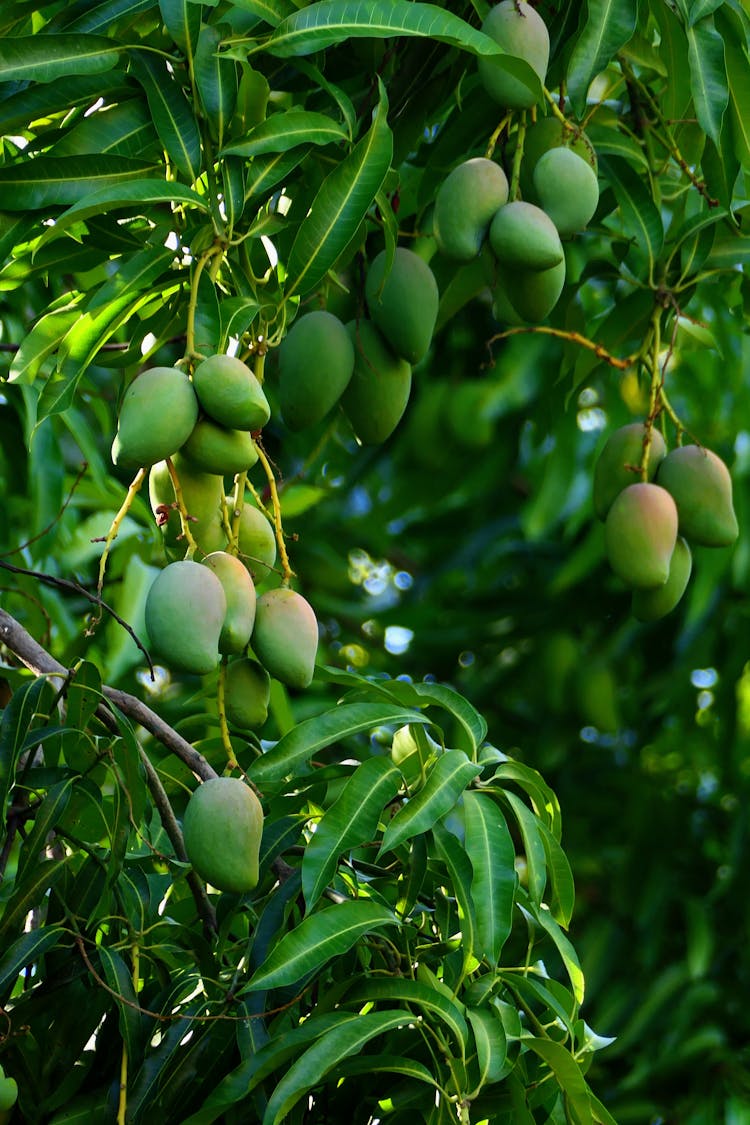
[216,660,240,770]
[488,325,635,369]
[165,457,199,557]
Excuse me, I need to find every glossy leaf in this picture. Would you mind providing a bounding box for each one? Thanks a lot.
[248,701,428,785]
[686,17,728,148]
[98,945,146,1067]
[431,821,478,968]
[0,34,121,82]
[521,894,586,1005]
[283,80,392,299]
[499,789,547,905]
[37,179,208,245]
[0,676,56,814]
[0,156,160,211]
[599,154,664,270]
[463,790,516,964]
[244,147,311,205]
[194,23,238,146]
[538,820,576,929]
[262,1010,416,1125]
[8,301,81,384]
[345,977,469,1050]
[129,49,202,182]
[222,109,348,158]
[17,778,74,881]
[159,0,201,58]
[378,749,482,857]
[566,0,639,114]
[467,1006,508,1087]
[523,1037,593,1123]
[302,755,402,907]
[0,925,66,998]
[0,857,72,938]
[240,900,398,993]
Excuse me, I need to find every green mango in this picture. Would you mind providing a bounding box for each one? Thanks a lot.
[477,0,549,110]
[604,482,678,589]
[229,498,277,583]
[632,536,692,622]
[656,444,739,547]
[252,587,318,689]
[341,320,412,444]
[149,453,226,555]
[278,310,355,431]
[182,777,263,892]
[225,657,271,729]
[593,423,667,520]
[203,551,257,655]
[365,247,439,364]
[489,201,564,270]
[145,559,226,674]
[533,146,600,236]
[511,116,597,202]
[433,157,509,261]
[112,366,198,469]
[495,256,566,323]
[180,417,258,475]
[192,353,270,431]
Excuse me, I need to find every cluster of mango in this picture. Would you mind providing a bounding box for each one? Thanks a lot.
[432,1,598,324]
[594,424,738,621]
[111,353,318,718]
[276,245,439,445]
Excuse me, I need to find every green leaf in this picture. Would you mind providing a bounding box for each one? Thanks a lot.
[219,296,261,347]
[566,0,639,115]
[159,0,201,58]
[463,790,516,964]
[129,49,203,182]
[379,749,482,857]
[499,789,547,905]
[302,755,402,908]
[37,179,209,245]
[194,23,238,147]
[521,895,586,1005]
[260,0,521,61]
[724,37,750,171]
[261,1010,415,1125]
[523,1037,593,1124]
[333,1052,437,1086]
[222,109,348,158]
[598,154,664,270]
[0,72,130,135]
[686,18,729,148]
[538,820,576,929]
[467,1006,508,1086]
[8,300,81,384]
[345,978,469,1050]
[283,80,392,299]
[0,677,56,815]
[98,945,145,1067]
[431,821,477,968]
[240,900,398,993]
[485,758,562,836]
[0,925,65,998]
[0,34,121,83]
[0,156,160,212]
[17,778,74,881]
[247,702,428,786]
[399,680,488,753]
[51,99,159,161]
[63,0,156,34]
[0,857,71,938]
[244,147,310,205]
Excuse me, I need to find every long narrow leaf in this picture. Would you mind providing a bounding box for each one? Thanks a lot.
[0,925,65,998]
[463,790,516,964]
[566,0,638,114]
[222,110,347,158]
[302,756,402,907]
[378,749,481,857]
[248,701,428,786]
[0,34,121,82]
[240,900,398,993]
[283,80,392,299]
[345,977,468,1050]
[0,156,159,212]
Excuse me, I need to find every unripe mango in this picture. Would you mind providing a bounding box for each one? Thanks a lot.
[533,147,600,236]
[203,551,257,655]
[252,587,318,689]
[112,366,198,469]
[145,560,226,674]
[149,453,225,555]
[632,536,692,622]
[512,116,597,203]
[656,445,739,547]
[180,418,258,475]
[225,657,271,729]
[495,256,566,323]
[0,1073,17,1112]
[604,482,678,589]
[433,158,509,261]
[593,423,667,521]
[341,320,412,444]
[477,0,549,110]
[182,777,263,893]
[489,201,564,271]
[278,310,355,431]
[192,353,270,431]
[229,498,277,583]
[365,247,439,364]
